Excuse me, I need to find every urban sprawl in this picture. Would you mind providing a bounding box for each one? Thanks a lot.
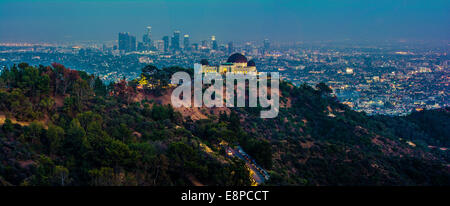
[0,26,448,116]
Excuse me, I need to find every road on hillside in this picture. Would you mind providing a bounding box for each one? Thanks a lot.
[227,146,268,184]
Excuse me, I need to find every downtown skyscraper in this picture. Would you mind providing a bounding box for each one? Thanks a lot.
[211,35,218,50]
[228,41,234,54]
[118,32,136,52]
[171,31,181,51]
[143,26,152,45]
[263,38,270,54]
[183,34,190,51]
[162,36,169,52]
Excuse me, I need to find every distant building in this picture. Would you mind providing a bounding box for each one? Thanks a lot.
[228,41,234,54]
[162,36,169,52]
[263,39,270,53]
[137,42,145,51]
[183,34,190,51]
[155,40,164,52]
[219,44,227,53]
[171,30,181,51]
[118,32,128,51]
[346,67,354,74]
[130,35,136,51]
[211,35,218,50]
[141,26,152,51]
[142,26,152,45]
[192,43,199,51]
[196,53,257,74]
[201,40,208,49]
[118,32,136,52]
[102,44,108,53]
[245,42,252,54]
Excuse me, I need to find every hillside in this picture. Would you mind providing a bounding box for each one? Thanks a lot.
[0,63,448,186]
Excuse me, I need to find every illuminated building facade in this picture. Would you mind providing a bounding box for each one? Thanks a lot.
[196,53,257,74]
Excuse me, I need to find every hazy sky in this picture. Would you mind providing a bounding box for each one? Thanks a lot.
[0,0,449,43]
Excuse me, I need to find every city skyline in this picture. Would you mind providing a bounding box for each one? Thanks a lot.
[0,0,449,43]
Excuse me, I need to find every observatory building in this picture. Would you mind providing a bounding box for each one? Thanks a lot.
[195,53,257,74]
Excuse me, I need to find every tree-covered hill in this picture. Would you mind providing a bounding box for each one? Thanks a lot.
[0,63,448,186]
[235,81,449,185]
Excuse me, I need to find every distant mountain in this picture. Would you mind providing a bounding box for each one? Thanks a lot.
[0,63,448,186]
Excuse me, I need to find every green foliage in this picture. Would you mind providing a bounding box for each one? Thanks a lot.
[0,63,448,186]
[316,82,332,95]
[27,155,71,186]
[47,124,65,156]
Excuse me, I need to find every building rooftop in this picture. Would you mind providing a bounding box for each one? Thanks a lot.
[227,53,247,63]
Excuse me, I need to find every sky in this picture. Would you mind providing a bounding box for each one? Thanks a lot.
[0,0,449,43]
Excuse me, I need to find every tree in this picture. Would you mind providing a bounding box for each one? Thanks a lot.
[33,155,55,185]
[54,165,70,186]
[141,65,160,78]
[129,142,156,173]
[138,75,149,86]
[316,82,332,95]
[37,74,50,96]
[64,119,86,158]
[2,118,13,134]
[39,97,54,112]
[88,167,116,186]
[63,96,82,117]
[228,111,240,131]
[77,111,103,131]
[112,79,136,105]
[47,124,65,156]
[26,122,45,146]
[93,77,107,96]
[154,154,170,185]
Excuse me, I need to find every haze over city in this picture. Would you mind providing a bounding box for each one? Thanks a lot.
[1,0,449,43]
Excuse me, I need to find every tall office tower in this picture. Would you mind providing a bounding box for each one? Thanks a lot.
[137,42,145,51]
[219,44,227,53]
[192,43,199,51]
[211,35,218,50]
[245,42,252,53]
[163,36,169,52]
[143,26,152,45]
[118,32,136,52]
[263,38,270,53]
[155,40,164,52]
[130,35,136,51]
[171,30,181,51]
[201,40,208,49]
[118,32,130,52]
[228,41,233,54]
[183,34,190,51]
